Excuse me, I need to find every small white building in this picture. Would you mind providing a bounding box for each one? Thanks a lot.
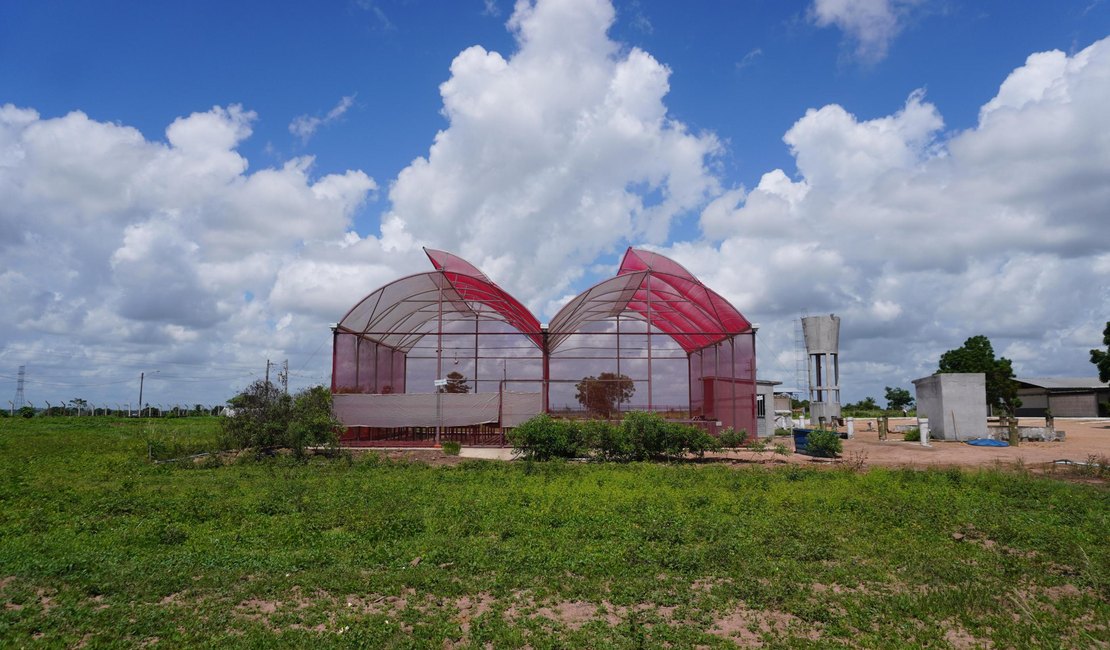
[756,379,782,438]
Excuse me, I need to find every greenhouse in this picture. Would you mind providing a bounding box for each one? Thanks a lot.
[331,247,756,445]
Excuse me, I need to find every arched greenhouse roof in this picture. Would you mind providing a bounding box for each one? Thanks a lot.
[335,248,543,351]
[547,248,751,353]
[335,247,750,355]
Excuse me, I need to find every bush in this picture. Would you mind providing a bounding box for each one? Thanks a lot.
[806,429,842,458]
[674,423,720,458]
[507,414,587,461]
[718,428,747,450]
[220,381,340,458]
[441,440,461,456]
[510,412,722,462]
[621,411,669,460]
[583,420,628,461]
[903,427,920,442]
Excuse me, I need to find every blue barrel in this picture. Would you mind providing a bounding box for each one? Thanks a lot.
[793,429,812,454]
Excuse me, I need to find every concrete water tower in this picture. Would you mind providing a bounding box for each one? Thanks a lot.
[803,314,841,423]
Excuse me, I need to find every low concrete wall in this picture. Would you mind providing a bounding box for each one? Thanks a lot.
[985,425,1065,442]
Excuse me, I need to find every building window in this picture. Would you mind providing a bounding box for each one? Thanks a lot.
[757,394,766,419]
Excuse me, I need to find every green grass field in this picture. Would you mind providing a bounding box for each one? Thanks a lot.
[0,417,1106,648]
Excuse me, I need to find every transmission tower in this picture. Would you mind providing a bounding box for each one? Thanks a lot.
[14,365,26,410]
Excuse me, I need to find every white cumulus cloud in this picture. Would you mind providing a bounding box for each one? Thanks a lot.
[380,0,721,312]
[0,103,380,401]
[810,0,921,62]
[660,36,1110,397]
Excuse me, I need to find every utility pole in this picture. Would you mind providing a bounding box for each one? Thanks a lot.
[138,372,144,418]
[265,359,271,386]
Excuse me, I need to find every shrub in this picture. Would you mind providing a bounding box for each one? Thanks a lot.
[510,412,722,462]
[621,412,718,461]
[583,420,628,461]
[718,428,747,450]
[507,414,586,461]
[675,423,720,458]
[287,386,341,457]
[622,411,670,460]
[441,440,461,456]
[903,427,920,442]
[220,382,340,458]
[806,429,842,458]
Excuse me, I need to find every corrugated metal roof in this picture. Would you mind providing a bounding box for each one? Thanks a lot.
[1016,377,1109,390]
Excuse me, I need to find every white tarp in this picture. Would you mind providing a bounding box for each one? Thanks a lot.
[335,393,497,427]
[500,391,543,427]
[334,391,543,428]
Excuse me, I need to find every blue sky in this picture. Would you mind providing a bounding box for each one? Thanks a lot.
[2,0,1110,407]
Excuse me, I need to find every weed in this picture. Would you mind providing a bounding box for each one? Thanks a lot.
[805,429,842,458]
[441,440,461,456]
[840,451,868,471]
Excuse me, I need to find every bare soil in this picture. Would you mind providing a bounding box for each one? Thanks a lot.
[818,417,1110,470]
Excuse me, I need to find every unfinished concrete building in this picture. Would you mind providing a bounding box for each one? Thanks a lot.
[912,373,988,441]
[802,314,841,423]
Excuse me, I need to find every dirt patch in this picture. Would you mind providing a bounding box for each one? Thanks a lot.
[1040,583,1084,599]
[533,600,598,630]
[942,621,993,649]
[709,604,820,646]
[238,598,279,616]
[454,592,496,635]
[35,588,55,614]
[690,576,733,594]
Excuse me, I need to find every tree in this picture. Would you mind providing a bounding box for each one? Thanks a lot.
[69,398,88,415]
[438,370,471,394]
[574,372,634,418]
[938,335,1021,415]
[884,386,914,412]
[1090,321,1110,383]
[221,380,341,457]
[852,397,879,410]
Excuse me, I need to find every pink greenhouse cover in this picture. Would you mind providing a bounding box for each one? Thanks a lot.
[616,248,751,351]
[546,248,752,353]
[425,248,543,348]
